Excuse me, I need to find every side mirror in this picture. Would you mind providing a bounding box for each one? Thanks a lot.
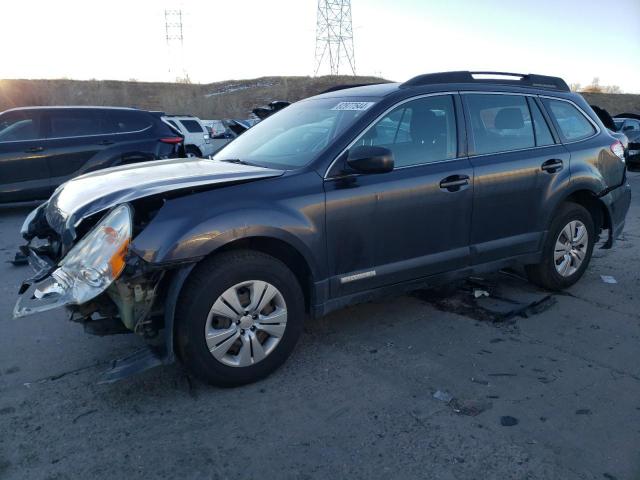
[346,145,394,174]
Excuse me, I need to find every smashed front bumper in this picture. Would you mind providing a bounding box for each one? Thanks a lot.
[13,247,67,318]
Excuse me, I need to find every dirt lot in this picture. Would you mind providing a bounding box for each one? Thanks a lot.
[0,173,639,480]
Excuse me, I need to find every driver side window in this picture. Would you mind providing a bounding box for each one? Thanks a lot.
[354,95,457,167]
[0,111,41,142]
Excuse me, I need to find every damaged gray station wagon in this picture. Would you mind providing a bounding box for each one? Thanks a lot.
[15,72,631,386]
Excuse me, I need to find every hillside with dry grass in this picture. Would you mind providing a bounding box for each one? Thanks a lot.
[0,76,637,119]
[0,76,385,119]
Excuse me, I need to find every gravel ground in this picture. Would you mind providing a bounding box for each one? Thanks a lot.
[0,172,639,480]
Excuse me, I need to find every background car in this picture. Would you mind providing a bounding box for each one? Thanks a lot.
[614,114,640,165]
[161,115,213,157]
[0,106,184,203]
[591,105,630,160]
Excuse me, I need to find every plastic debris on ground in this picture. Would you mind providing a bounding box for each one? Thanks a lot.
[411,270,557,324]
[433,390,493,416]
[600,275,617,284]
[433,390,453,403]
[500,415,519,426]
[450,398,493,416]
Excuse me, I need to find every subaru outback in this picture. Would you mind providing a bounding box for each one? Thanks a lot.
[14,71,631,386]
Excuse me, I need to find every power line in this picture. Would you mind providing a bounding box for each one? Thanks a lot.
[164,8,187,81]
[314,0,356,76]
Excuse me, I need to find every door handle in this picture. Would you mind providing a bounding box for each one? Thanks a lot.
[541,159,563,173]
[24,146,44,153]
[97,140,114,145]
[439,175,470,191]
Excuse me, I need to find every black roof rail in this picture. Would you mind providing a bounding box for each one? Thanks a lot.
[400,71,570,92]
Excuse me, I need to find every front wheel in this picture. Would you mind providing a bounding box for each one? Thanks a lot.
[175,250,305,387]
[526,202,595,290]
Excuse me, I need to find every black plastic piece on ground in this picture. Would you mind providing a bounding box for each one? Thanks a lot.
[84,317,133,336]
[10,251,28,266]
[98,346,167,384]
[500,415,519,426]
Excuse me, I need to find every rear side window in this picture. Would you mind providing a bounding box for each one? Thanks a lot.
[544,99,596,142]
[528,98,555,146]
[466,94,534,155]
[166,119,181,131]
[354,95,457,168]
[48,110,101,138]
[102,110,152,134]
[180,120,204,133]
[0,111,41,142]
[622,119,640,132]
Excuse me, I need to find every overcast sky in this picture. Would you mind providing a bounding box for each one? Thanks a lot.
[1,0,639,92]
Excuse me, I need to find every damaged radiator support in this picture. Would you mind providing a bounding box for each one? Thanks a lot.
[106,272,164,334]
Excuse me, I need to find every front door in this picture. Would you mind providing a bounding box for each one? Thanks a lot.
[324,94,473,297]
[0,109,51,202]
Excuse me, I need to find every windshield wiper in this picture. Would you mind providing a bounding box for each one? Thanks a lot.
[219,158,253,166]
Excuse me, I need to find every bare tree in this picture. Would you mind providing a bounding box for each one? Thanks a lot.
[582,77,603,93]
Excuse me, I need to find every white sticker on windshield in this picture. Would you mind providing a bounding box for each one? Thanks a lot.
[331,101,375,111]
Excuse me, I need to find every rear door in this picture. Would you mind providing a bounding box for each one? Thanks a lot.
[324,94,473,296]
[43,109,111,189]
[99,109,157,165]
[463,93,570,264]
[0,109,52,202]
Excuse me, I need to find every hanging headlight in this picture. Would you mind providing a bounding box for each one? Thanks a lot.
[14,204,132,318]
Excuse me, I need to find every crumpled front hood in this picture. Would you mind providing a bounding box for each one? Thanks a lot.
[45,158,284,242]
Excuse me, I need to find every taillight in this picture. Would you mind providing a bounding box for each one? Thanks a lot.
[610,140,625,161]
[160,137,183,144]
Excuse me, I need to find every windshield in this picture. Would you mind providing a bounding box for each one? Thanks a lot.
[213,97,378,169]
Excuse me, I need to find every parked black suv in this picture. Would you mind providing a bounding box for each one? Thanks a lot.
[14,72,631,386]
[0,106,184,202]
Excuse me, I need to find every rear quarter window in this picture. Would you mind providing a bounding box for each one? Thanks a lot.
[102,110,152,134]
[544,99,596,142]
[180,120,204,133]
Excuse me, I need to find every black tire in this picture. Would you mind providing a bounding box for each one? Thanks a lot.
[525,202,595,290]
[175,250,305,387]
[184,146,202,158]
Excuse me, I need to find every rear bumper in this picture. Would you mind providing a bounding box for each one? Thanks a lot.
[601,182,631,247]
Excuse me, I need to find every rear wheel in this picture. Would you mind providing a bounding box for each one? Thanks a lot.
[175,250,305,386]
[185,146,202,158]
[526,202,595,290]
